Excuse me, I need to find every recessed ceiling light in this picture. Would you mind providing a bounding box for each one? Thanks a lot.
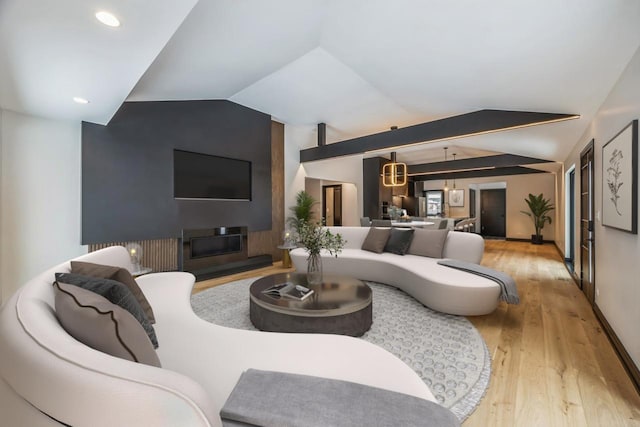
[73,97,90,104]
[95,11,120,27]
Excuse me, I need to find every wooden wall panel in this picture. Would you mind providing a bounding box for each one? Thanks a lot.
[248,121,285,261]
[89,239,178,272]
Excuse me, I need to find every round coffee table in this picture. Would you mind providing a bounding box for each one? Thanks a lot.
[249,273,372,337]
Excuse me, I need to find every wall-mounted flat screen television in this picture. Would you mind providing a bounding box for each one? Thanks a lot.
[173,149,252,201]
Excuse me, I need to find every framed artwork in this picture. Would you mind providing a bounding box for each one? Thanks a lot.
[449,189,465,207]
[602,120,638,234]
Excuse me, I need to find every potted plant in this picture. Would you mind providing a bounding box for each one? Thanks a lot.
[521,193,554,244]
[287,191,344,284]
[287,190,318,234]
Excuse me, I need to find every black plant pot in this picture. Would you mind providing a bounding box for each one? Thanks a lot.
[531,234,544,245]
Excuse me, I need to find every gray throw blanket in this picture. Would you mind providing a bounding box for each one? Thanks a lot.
[437,259,520,304]
[221,369,460,427]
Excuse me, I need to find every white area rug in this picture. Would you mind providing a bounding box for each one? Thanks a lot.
[191,278,490,421]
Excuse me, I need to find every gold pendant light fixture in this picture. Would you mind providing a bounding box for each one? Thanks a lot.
[382,152,407,187]
[443,147,449,191]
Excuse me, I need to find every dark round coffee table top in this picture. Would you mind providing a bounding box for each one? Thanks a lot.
[249,273,371,317]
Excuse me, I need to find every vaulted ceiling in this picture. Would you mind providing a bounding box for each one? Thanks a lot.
[2,0,640,165]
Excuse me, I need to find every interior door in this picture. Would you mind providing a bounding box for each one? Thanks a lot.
[322,185,342,226]
[567,169,576,272]
[580,141,595,304]
[480,189,506,238]
[469,189,476,217]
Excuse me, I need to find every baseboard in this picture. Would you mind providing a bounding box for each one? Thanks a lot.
[570,271,579,286]
[593,304,640,394]
[505,237,554,244]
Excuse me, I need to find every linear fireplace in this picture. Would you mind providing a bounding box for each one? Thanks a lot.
[180,226,271,281]
[190,233,243,259]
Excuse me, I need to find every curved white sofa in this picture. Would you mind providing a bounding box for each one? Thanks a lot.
[0,246,436,426]
[291,227,501,316]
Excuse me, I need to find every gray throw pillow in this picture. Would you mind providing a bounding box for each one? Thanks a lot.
[55,273,158,349]
[361,227,391,253]
[53,281,161,367]
[408,229,449,258]
[70,260,156,323]
[383,228,415,255]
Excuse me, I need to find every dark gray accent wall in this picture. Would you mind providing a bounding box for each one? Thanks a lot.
[363,157,393,219]
[82,100,272,245]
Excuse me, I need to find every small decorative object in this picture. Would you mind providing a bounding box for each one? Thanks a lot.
[125,243,143,271]
[278,229,298,268]
[602,120,638,234]
[282,229,295,247]
[388,205,402,220]
[297,222,344,285]
[449,189,464,207]
[520,193,554,244]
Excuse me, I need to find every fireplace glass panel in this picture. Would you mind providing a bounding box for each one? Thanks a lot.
[190,234,242,259]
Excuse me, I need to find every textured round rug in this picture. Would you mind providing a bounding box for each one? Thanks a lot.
[191,278,490,421]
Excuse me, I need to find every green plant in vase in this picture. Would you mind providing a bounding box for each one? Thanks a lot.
[287,191,344,284]
[297,221,345,284]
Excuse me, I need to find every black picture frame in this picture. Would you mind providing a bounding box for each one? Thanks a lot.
[602,120,638,234]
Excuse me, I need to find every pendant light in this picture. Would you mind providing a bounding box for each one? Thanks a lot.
[382,152,407,187]
[443,147,449,191]
[452,153,457,189]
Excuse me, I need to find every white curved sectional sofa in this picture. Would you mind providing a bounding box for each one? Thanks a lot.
[291,227,501,316]
[0,246,436,426]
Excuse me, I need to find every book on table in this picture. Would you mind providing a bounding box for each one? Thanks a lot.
[262,282,314,300]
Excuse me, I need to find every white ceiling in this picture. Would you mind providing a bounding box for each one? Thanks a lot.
[0,0,198,124]
[2,0,640,163]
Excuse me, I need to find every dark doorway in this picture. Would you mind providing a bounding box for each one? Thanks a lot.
[566,169,576,273]
[480,189,506,238]
[580,141,595,305]
[469,189,477,217]
[469,189,477,233]
[323,185,343,226]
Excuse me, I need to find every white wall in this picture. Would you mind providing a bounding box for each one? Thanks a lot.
[304,177,323,220]
[423,173,557,240]
[304,178,359,227]
[284,124,363,224]
[0,109,86,303]
[558,45,640,370]
[340,183,358,226]
[284,124,313,212]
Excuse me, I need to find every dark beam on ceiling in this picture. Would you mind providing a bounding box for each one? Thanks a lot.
[411,166,548,182]
[300,109,579,162]
[407,154,553,175]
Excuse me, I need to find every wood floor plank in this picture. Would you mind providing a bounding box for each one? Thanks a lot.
[190,239,640,425]
[467,240,639,426]
[540,272,589,426]
[514,273,553,426]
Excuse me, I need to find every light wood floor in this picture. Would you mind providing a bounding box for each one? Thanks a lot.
[194,240,640,426]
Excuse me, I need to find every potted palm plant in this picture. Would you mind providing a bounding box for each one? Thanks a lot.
[520,193,554,244]
[287,191,344,284]
[287,190,317,233]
